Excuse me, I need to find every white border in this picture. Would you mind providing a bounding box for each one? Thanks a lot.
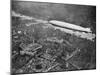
[0,0,99,75]
[14,0,97,6]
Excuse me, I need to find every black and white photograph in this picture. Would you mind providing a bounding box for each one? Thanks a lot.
[11,0,96,75]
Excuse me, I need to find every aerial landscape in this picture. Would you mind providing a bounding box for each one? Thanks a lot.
[11,0,96,75]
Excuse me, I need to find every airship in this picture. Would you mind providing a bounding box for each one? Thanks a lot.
[49,20,92,33]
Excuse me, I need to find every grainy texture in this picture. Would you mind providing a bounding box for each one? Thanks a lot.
[11,0,96,75]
